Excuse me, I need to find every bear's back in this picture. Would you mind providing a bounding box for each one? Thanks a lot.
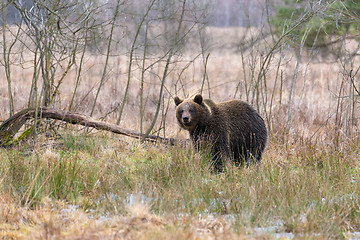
[205,99,258,125]
[202,98,265,136]
[218,100,262,127]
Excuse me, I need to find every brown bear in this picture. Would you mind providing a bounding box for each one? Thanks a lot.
[174,94,267,172]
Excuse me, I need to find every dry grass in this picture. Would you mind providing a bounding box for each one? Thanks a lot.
[0,128,359,239]
[0,197,242,240]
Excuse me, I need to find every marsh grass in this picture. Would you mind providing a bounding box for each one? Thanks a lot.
[0,128,359,239]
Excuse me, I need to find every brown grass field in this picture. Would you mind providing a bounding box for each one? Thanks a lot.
[0,26,360,239]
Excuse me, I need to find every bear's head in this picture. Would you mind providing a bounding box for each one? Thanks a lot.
[174,94,206,131]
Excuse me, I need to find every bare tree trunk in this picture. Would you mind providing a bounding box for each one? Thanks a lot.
[140,22,149,134]
[91,0,122,117]
[1,6,15,117]
[141,0,188,141]
[117,0,157,125]
[286,52,300,133]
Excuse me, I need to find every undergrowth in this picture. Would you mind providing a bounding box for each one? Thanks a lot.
[0,129,359,239]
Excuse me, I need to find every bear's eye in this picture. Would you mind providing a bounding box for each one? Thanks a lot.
[189,109,193,112]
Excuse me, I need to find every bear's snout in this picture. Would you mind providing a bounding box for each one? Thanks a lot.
[182,116,189,123]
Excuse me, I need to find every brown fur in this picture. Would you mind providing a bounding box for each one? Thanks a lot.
[174,94,267,172]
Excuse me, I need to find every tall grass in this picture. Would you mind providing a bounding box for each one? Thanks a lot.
[0,128,359,238]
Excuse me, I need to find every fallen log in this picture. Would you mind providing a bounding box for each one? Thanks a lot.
[0,107,185,146]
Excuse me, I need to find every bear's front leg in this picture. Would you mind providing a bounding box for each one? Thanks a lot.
[211,137,231,173]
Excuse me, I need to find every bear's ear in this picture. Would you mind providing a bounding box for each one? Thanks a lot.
[194,94,203,104]
[174,96,183,106]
